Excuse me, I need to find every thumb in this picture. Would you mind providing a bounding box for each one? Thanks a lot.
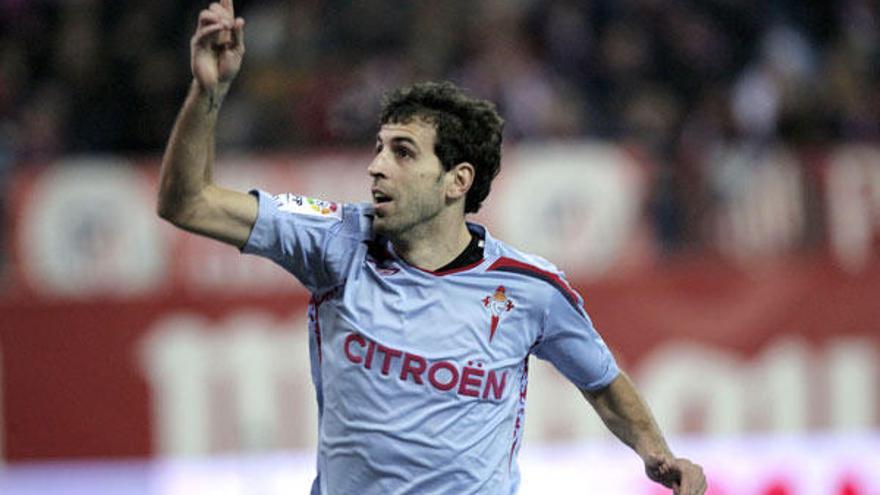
[230,17,245,50]
[647,456,681,487]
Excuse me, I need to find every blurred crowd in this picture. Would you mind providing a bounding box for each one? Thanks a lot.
[0,0,878,249]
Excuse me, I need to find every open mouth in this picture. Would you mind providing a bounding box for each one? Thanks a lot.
[372,191,393,205]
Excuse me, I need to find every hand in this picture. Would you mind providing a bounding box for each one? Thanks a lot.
[644,454,706,495]
[191,0,245,92]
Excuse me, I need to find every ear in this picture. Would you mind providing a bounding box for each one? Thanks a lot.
[446,162,475,202]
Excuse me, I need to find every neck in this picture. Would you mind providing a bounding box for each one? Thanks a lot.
[391,212,472,271]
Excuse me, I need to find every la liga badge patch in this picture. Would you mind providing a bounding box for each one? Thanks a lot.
[274,193,343,220]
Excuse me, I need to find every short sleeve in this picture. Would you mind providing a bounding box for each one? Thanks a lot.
[241,189,363,292]
[531,286,620,391]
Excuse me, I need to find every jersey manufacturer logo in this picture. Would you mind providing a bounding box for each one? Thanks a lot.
[274,193,342,220]
[367,258,399,276]
[482,285,515,342]
[365,244,399,275]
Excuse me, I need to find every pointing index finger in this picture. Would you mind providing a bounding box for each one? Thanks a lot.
[221,0,234,17]
[214,0,234,45]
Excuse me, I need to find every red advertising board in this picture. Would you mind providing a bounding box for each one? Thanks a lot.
[1,144,878,461]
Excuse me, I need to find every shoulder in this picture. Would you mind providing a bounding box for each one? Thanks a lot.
[251,190,378,255]
[484,235,581,311]
[268,192,346,220]
[262,191,373,232]
[484,232,566,279]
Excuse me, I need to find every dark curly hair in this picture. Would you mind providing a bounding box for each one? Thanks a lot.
[379,81,504,214]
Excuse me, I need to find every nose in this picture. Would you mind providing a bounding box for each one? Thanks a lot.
[367,152,387,179]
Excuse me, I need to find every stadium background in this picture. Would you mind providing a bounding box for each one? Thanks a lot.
[1,1,879,493]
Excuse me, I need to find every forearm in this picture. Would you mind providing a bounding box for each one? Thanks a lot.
[157,79,229,222]
[582,372,671,461]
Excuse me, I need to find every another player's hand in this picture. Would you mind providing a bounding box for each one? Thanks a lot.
[644,454,706,495]
[191,0,245,92]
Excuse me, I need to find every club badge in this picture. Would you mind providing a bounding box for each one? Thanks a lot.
[482,285,515,342]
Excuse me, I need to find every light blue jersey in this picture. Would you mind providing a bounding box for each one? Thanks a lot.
[242,190,620,495]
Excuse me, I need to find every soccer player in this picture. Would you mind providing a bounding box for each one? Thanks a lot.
[157,1,707,494]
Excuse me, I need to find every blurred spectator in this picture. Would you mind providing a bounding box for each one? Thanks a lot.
[0,0,878,258]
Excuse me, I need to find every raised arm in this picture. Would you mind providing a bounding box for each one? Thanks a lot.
[157,0,257,247]
[582,372,706,495]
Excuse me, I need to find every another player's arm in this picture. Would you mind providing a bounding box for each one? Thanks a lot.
[582,372,706,495]
[157,0,256,248]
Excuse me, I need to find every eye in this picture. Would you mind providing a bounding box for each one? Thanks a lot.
[394,146,413,159]
[374,143,383,154]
